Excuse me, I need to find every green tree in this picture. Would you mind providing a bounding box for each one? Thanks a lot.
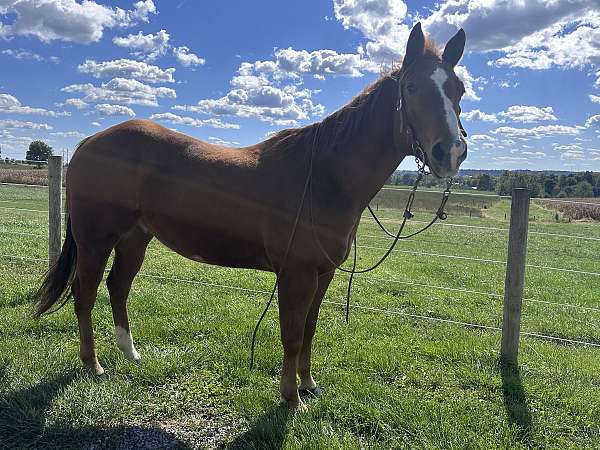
[543,176,558,197]
[574,181,593,198]
[477,173,492,191]
[26,140,52,162]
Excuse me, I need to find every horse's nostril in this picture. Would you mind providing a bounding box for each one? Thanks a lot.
[432,142,445,161]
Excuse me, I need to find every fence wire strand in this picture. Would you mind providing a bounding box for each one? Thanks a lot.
[1,252,600,350]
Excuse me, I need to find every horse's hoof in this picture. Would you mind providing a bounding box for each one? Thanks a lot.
[281,397,308,413]
[299,386,322,399]
[83,363,105,377]
[127,351,142,363]
[85,365,106,381]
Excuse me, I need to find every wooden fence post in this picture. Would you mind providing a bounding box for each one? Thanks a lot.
[501,188,530,365]
[48,155,63,267]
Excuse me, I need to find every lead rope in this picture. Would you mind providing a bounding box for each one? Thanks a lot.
[366,177,452,240]
[250,73,454,366]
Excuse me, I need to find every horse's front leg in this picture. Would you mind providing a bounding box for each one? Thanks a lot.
[277,267,318,411]
[298,270,334,396]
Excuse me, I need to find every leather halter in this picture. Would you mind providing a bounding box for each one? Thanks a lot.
[394,68,467,169]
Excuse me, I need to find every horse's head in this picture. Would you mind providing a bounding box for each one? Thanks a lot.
[399,23,468,178]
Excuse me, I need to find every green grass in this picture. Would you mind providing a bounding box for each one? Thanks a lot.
[1,184,600,449]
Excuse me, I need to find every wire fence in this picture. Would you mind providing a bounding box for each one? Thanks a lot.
[1,181,600,352]
[1,252,599,349]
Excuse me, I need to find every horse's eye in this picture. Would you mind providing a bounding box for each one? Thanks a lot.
[406,83,417,94]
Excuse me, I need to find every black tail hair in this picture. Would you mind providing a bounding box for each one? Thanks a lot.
[33,216,77,318]
[32,135,92,318]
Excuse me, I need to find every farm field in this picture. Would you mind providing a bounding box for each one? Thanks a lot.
[534,197,600,221]
[1,183,600,449]
[0,163,48,186]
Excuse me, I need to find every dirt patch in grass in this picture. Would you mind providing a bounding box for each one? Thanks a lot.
[80,411,246,450]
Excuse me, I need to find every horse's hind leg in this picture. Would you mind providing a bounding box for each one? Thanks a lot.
[106,226,152,362]
[72,239,114,375]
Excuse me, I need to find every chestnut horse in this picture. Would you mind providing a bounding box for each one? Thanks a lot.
[34,23,467,410]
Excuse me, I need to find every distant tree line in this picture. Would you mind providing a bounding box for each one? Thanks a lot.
[475,171,600,198]
[387,170,600,198]
[0,140,53,164]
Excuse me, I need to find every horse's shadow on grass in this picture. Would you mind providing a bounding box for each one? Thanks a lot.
[227,405,291,450]
[0,371,194,450]
[500,362,533,446]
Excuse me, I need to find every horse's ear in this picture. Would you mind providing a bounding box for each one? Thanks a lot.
[403,22,425,67]
[442,28,466,67]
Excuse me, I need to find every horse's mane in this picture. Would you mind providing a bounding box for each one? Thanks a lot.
[262,37,441,155]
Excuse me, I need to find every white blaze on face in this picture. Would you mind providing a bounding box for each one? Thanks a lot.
[115,326,141,361]
[430,67,465,170]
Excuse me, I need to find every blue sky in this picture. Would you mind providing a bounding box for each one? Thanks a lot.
[1,0,599,171]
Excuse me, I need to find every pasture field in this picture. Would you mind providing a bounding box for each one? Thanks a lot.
[1,184,600,449]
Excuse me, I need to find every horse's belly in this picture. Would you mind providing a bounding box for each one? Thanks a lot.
[142,216,271,271]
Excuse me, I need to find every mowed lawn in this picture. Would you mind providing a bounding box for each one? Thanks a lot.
[1,184,599,449]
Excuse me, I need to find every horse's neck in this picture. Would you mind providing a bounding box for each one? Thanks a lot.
[315,77,410,215]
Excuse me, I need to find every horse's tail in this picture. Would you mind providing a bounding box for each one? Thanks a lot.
[32,136,91,318]
[33,216,77,318]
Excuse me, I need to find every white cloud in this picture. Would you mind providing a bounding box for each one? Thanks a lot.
[62,78,176,107]
[78,59,175,84]
[173,46,205,67]
[590,95,600,104]
[91,122,102,127]
[1,48,59,63]
[50,131,85,138]
[469,134,495,142]
[330,2,483,99]
[561,149,586,160]
[586,115,600,128]
[334,0,407,40]
[0,130,36,155]
[0,119,52,130]
[454,66,481,101]
[0,0,156,43]
[208,136,240,146]
[492,15,600,70]
[463,105,557,124]
[424,0,598,53]
[113,29,170,61]
[150,112,239,129]
[462,109,497,123]
[0,93,69,117]
[491,124,581,139]
[499,105,557,123]
[174,65,325,126]
[61,98,89,110]
[333,0,409,63]
[243,47,377,80]
[493,156,532,165]
[95,104,136,117]
[522,151,546,159]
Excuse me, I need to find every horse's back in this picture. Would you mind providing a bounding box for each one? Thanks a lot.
[65,119,275,269]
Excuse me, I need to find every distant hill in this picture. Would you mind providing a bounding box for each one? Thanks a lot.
[393,169,586,176]
[458,169,579,176]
